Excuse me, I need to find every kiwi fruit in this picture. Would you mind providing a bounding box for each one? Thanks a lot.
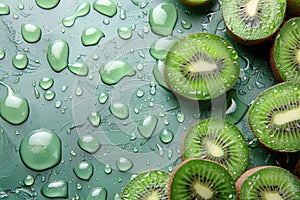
[180,0,211,6]
[236,166,300,199]
[248,82,300,152]
[270,17,300,82]
[164,32,240,100]
[121,169,169,200]
[287,0,300,17]
[222,0,286,45]
[181,118,249,180]
[168,158,237,199]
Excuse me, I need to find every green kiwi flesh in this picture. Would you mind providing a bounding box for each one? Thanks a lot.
[121,170,169,200]
[222,0,286,45]
[181,118,249,180]
[287,0,300,17]
[240,166,300,199]
[248,82,300,152]
[164,32,240,100]
[180,0,210,6]
[168,158,237,199]
[271,17,300,82]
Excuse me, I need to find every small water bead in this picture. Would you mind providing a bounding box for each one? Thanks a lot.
[34,88,40,99]
[150,36,177,60]
[140,1,148,8]
[62,2,90,27]
[21,23,42,43]
[181,19,192,29]
[104,164,112,174]
[18,3,24,10]
[35,0,60,9]
[86,187,108,200]
[55,100,62,108]
[109,102,129,119]
[159,129,174,144]
[12,53,28,70]
[116,157,133,172]
[0,50,5,59]
[68,63,89,76]
[78,135,101,154]
[88,112,101,127]
[19,128,61,171]
[39,77,54,90]
[176,112,184,123]
[23,175,35,186]
[41,180,68,198]
[119,9,126,20]
[47,39,69,72]
[0,3,10,15]
[98,93,108,104]
[73,162,94,181]
[44,90,56,101]
[117,27,132,40]
[93,0,117,17]
[167,149,173,159]
[136,90,144,97]
[137,115,158,138]
[81,27,105,46]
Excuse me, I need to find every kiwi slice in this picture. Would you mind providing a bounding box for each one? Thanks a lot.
[168,158,237,199]
[180,0,210,6]
[287,0,300,17]
[270,17,300,82]
[236,166,300,199]
[222,0,286,45]
[181,118,249,180]
[121,169,169,200]
[164,32,240,100]
[248,82,300,152]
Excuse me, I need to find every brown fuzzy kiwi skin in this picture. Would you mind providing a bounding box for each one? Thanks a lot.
[180,0,211,6]
[287,0,300,17]
[294,159,300,180]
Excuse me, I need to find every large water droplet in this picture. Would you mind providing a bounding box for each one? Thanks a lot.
[99,60,136,85]
[149,2,177,36]
[0,3,10,15]
[68,63,89,76]
[109,102,129,119]
[47,39,69,72]
[137,115,158,138]
[41,180,68,198]
[150,36,177,60]
[35,0,60,9]
[153,60,169,90]
[116,157,133,172]
[159,128,174,144]
[86,187,107,200]
[78,135,101,154]
[62,2,90,27]
[81,27,105,46]
[12,53,28,70]
[117,27,132,40]
[44,90,56,101]
[88,112,101,127]
[19,128,61,171]
[21,23,42,43]
[39,77,54,90]
[93,0,117,17]
[73,162,94,181]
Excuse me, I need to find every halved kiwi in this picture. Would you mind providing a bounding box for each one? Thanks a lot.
[222,0,286,45]
[181,118,249,180]
[164,32,240,100]
[168,158,237,199]
[270,17,300,82]
[248,82,300,152]
[287,0,300,17]
[180,0,210,6]
[236,166,300,199]
[121,169,169,200]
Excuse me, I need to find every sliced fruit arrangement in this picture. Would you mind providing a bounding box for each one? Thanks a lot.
[181,118,249,180]
[168,158,237,199]
[121,170,169,200]
[287,0,300,17]
[180,0,211,6]
[236,166,300,199]
[270,17,300,82]
[222,0,286,45]
[164,32,240,100]
[248,82,300,152]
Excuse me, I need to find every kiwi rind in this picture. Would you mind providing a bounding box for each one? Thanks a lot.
[181,118,249,180]
[168,158,237,199]
[270,17,300,82]
[121,169,169,200]
[237,166,300,200]
[222,0,286,45]
[248,82,300,152]
[180,0,211,6]
[164,32,240,100]
[287,0,300,17]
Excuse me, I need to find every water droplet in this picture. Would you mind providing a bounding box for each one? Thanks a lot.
[0,50,5,60]
[159,129,174,144]
[119,9,126,20]
[176,112,184,123]
[150,36,177,60]
[19,128,61,171]
[181,19,192,29]
[0,3,10,15]
[73,162,94,181]
[68,63,89,76]
[103,18,110,25]
[117,27,132,40]
[88,112,101,127]
[137,115,158,138]
[98,93,108,104]
[104,164,112,174]
[47,39,69,72]
[12,53,28,70]
[21,23,42,43]
[35,0,60,9]
[93,0,117,17]
[149,2,177,36]
[39,77,54,90]
[116,157,133,172]
[225,90,249,124]
[55,100,62,108]
[109,102,129,119]
[167,149,173,159]
[81,27,105,46]
[78,135,101,154]
[44,90,56,101]
[23,175,35,186]
[41,180,68,198]
[100,60,136,84]
[62,2,90,27]
[86,187,107,200]
[0,83,29,125]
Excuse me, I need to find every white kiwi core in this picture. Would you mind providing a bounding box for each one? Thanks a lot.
[246,0,260,17]
[272,107,300,126]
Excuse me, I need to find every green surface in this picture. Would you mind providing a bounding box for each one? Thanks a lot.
[0,0,299,199]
